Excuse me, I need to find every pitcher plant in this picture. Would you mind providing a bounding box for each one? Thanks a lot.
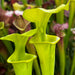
[23,0,70,75]
[0,29,37,75]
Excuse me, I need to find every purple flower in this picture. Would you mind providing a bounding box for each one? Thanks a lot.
[61,23,68,30]
[5,11,14,17]
[27,6,32,9]
[14,10,23,16]
[53,23,68,37]
[5,10,23,17]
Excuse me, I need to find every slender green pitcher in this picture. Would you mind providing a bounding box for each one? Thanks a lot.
[30,34,60,75]
[0,29,37,75]
[23,0,70,75]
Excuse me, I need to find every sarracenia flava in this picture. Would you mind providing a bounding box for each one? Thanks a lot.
[0,29,37,75]
[23,0,70,75]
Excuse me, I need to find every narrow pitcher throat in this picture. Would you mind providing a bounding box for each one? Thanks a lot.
[35,13,51,32]
[13,39,28,59]
[31,30,47,43]
[35,25,48,42]
[34,14,51,42]
[15,44,25,53]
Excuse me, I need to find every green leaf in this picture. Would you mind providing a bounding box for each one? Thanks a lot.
[1,0,4,9]
[13,3,24,10]
[35,0,43,7]
[21,0,27,5]
[0,54,5,63]
[0,22,4,29]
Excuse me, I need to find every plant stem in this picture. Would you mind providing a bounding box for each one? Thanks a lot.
[1,0,4,9]
[21,0,27,5]
[70,50,75,75]
[55,0,66,24]
[55,0,65,75]
[65,0,75,50]
[55,1,68,75]
[43,0,49,2]
[57,37,65,75]
[35,0,43,7]
[70,39,75,75]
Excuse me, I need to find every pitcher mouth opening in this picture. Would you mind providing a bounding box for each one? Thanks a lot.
[7,53,37,63]
[30,34,60,44]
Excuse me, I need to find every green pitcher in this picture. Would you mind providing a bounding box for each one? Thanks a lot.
[30,34,60,75]
[0,29,37,75]
[23,0,70,75]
